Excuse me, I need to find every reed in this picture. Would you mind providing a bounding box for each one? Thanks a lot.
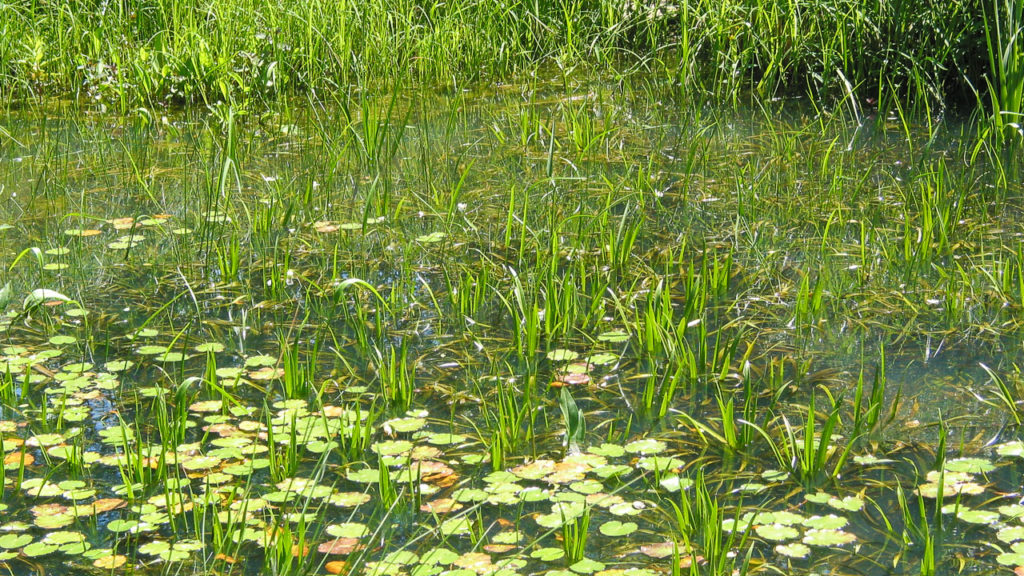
[0,0,1005,133]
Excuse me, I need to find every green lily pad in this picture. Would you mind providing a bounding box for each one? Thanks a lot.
[384,417,427,433]
[637,456,683,472]
[138,540,171,556]
[439,517,472,536]
[244,355,277,367]
[624,439,666,455]
[530,547,565,561]
[803,515,848,530]
[136,345,167,355]
[586,353,618,365]
[107,519,139,533]
[599,520,638,536]
[775,542,811,558]
[944,457,995,474]
[957,508,999,524]
[1000,504,1024,519]
[588,443,625,458]
[804,492,831,504]
[491,531,523,545]
[802,529,856,547]
[755,524,800,541]
[346,468,381,483]
[827,495,864,511]
[999,526,1024,543]
[997,441,1024,458]
[997,552,1024,566]
[597,331,629,343]
[104,359,134,372]
[570,558,605,573]
[383,550,419,565]
[326,523,369,538]
[22,541,59,557]
[195,342,226,353]
[769,511,806,525]
[44,531,85,545]
[0,533,32,549]
[547,349,579,362]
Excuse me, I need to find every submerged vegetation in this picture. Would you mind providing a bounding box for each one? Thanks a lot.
[0,76,1023,575]
[1,1,1024,575]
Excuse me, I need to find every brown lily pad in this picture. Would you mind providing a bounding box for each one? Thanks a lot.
[4,452,33,467]
[640,542,677,558]
[421,498,463,514]
[318,538,362,555]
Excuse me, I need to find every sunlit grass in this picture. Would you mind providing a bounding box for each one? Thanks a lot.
[0,73,1023,576]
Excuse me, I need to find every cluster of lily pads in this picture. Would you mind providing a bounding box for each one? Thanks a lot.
[0,325,890,575]
[4,73,1024,576]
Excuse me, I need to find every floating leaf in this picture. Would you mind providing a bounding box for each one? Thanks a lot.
[421,547,460,565]
[658,475,694,492]
[547,349,579,362]
[599,520,637,536]
[93,555,127,569]
[588,444,625,458]
[570,558,605,574]
[22,541,58,557]
[107,519,139,533]
[639,542,676,558]
[530,547,564,561]
[439,517,472,536]
[957,508,999,524]
[944,457,995,474]
[586,353,618,365]
[997,442,1024,458]
[1001,504,1024,519]
[756,524,800,541]
[827,495,864,511]
[138,541,171,556]
[775,542,811,558]
[802,529,856,547]
[624,439,666,455]
[997,553,1024,566]
[326,523,369,539]
[0,533,32,549]
[803,515,848,530]
[319,538,362,555]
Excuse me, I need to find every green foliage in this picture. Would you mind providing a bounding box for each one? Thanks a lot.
[559,387,586,454]
[0,0,1008,124]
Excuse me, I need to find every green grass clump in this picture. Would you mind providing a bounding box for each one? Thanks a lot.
[0,0,1012,124]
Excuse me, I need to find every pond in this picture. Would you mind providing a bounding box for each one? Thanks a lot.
[1,78,1023,576]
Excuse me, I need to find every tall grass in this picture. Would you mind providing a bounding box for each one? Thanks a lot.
[0,0,1006,121]
[982,0,1024,144]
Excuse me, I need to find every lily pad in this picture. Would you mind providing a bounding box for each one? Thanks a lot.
[599,520,638,536]
[755,524,800,541]
[623,439,666,455]
[802,529,856,547]
[775,542,811,558]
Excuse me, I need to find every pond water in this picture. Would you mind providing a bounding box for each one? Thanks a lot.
[1,79,1024,576]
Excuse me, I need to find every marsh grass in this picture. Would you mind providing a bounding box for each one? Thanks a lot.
[0,0,1011,140]
[982,0,1024,145]
[0,69,1023,576]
